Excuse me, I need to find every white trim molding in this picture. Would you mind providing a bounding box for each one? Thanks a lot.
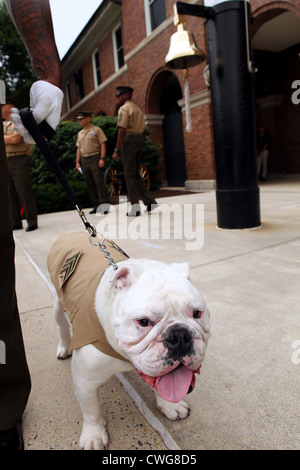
[178,89,211,112]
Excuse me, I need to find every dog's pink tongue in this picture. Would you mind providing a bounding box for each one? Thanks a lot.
[155,366,194,403]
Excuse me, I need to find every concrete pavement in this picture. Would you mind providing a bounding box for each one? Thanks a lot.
[14,176,300,450]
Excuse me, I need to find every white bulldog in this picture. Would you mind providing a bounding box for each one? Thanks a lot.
[48,232,210,450]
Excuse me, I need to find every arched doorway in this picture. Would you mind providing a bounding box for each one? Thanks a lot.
[147,70,187,187]
[251,7,300,175]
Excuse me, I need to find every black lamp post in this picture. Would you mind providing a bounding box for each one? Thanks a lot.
[167,0,261,229]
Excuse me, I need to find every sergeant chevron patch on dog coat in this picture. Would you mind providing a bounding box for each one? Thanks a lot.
[59,251,82,288]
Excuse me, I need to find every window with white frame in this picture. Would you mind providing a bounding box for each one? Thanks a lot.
[112,24,124,71]
[92,49,101,88]
[74,68,84,99]
[144,0,166,36]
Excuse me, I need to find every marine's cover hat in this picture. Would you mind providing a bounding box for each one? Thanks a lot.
[115,86,134,97]
[77,111,92,119]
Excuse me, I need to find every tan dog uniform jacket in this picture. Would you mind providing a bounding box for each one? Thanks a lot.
[48,232,128,362]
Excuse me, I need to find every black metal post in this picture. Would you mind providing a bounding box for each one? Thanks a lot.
[176,1,261,229]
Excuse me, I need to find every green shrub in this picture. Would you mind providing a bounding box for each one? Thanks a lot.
[33,181,91,214]
[31,116,162,214]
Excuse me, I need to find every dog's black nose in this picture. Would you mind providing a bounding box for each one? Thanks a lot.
[164,327,193,360]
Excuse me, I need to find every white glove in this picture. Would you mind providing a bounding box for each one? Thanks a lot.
[10,80,64,144]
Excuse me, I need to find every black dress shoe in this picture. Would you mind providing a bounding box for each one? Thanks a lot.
[25,224,38,232]
[89,208,97,214]
[145,201,158,213]
[0,423,24,450]
[12,224,23,230]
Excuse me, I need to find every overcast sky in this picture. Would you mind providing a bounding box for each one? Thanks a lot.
[49,0,103,59]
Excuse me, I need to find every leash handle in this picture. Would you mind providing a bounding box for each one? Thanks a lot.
[19,108,56,141]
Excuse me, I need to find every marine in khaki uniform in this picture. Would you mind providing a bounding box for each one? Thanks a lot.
[112,86,157,217]
[2,103,38,231]
[1,0,63,449]
[76,111,110,214]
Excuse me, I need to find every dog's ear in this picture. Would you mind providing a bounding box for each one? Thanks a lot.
[112,267,132,290]
[169,262,190,278]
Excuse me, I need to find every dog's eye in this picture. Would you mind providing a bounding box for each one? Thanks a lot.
[138,318,150,327]
[193,309,203,319]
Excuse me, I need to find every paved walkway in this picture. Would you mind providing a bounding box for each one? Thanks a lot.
[14,176,300,450]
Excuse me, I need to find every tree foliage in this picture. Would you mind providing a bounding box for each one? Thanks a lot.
[0,1,36,107]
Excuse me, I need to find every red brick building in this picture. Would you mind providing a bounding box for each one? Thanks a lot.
[61,0,300,188]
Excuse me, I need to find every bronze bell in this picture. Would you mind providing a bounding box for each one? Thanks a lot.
[165,23,205,70]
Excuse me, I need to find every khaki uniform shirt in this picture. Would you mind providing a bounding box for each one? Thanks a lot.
[117,101,145,135]
[47,232,129,362]
[3,121,32,156]
[76,125,107,156]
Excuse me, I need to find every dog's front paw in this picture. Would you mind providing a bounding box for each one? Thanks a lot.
[79,423,109,450]
[155,394,190,420]
[56,341,72,359]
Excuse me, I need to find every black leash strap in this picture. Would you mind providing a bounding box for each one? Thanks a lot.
[20,107,96,236]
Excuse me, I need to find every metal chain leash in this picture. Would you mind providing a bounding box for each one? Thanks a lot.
[88,233,120,272]
[76,205,119,271]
